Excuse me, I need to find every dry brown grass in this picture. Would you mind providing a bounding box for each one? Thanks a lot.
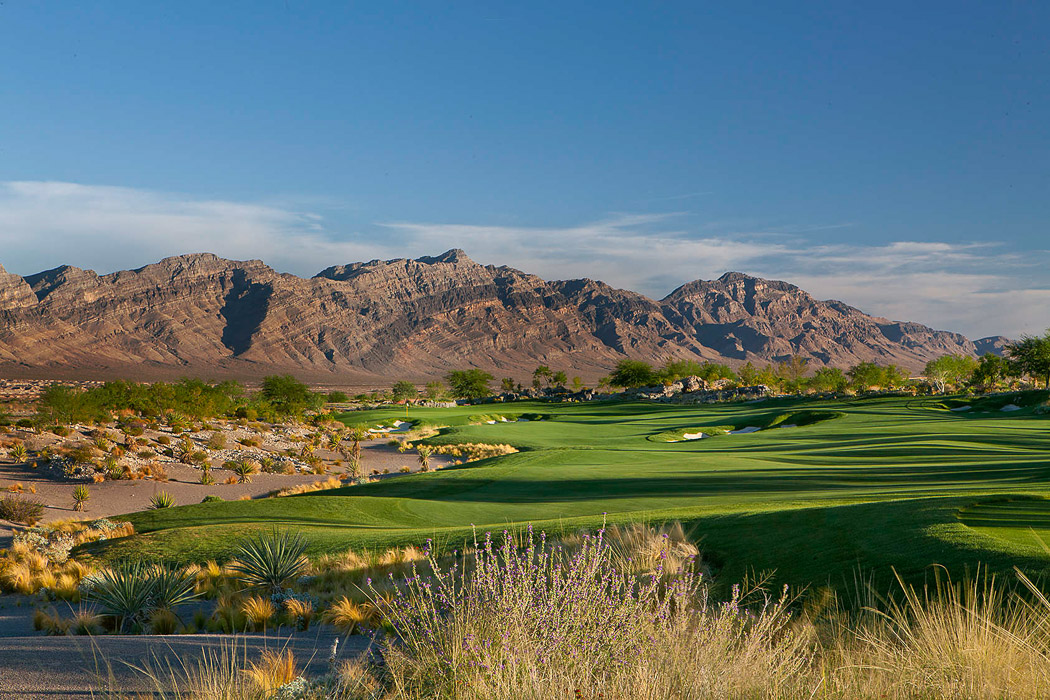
[240,595,275,632]
[269,476,342,498]
[244,648,298,694]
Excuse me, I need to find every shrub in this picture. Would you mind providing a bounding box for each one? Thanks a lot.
[228,529,308,594]
[16,418,34,429]
[201,494,223,503]
[375,526,807,699]
[72,609,104,635]
[151,462,169,482]
[0,495,45,524]
[148,491,176,509]
[148,607,179,635]
[206,432,226,450]
[33,608,69,635]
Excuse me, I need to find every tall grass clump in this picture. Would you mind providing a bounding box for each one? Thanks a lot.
[376,525,811,699]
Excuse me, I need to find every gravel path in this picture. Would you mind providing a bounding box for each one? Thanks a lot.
[0,631,373,699]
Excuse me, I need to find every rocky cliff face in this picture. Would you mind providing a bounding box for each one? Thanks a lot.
[0,251,988,381]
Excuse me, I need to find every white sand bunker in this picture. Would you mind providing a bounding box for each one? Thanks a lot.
[729,426,761,434]
[370,420,412,433]
[681,432,706,440]
[951,405,972,412]
[1001,404,1022,412]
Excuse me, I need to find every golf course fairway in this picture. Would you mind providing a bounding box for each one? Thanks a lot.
[95,393,1050,590]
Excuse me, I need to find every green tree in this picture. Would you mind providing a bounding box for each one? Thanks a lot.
[847,362,883,391]
[756,364,782,391]
[777,356,810,385]
[923,355,978,393]
[808,367,847,393]
[552,370,568,387]
[970,353,1007,389]
[737,362,759,387]
[500,377,516,392]
[260,375,313,415]
[391,381,417,402]
[571,376,584,392]
[445,370,494,399]
[532,366,553,388]
[882,365,911,389]
[37,384,83,424]
[424,381,446,400]
[326,391,349,403]
[609,360,656,388]
[1007,331,1050,388]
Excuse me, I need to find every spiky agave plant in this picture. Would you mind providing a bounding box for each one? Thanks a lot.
[228,528,308,594]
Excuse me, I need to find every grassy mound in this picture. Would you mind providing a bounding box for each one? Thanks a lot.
[649,409,844,442]
[942,390,1050,415]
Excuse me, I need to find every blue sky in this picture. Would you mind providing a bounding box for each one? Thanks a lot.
[1,1,1048,338]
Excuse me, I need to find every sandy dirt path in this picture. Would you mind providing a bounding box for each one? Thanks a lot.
[0,631,373,699]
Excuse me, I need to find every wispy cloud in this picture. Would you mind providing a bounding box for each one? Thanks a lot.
[0,180,1047,339]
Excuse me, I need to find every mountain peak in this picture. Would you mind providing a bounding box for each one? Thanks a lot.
[417,248,472,265]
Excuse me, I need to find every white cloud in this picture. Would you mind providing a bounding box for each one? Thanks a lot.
[0,180,1047,340]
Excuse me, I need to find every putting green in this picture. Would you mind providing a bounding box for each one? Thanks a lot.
[91,393,1050,590]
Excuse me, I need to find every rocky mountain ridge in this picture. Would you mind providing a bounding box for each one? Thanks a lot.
[0,251,1006,382]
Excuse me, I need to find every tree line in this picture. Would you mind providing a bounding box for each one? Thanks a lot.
[923,329,1050,393]
[32,375,332,426]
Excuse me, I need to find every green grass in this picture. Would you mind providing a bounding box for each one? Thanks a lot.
[87,393,1050,591]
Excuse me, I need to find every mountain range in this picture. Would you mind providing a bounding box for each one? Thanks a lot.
[0,250,1008,384]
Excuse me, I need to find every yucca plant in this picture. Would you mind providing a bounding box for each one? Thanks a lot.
[230,459,260,484]
[84,562,157,633]
[148,564,198,611]
[9,442,27,463]
[228,528,308,594]
[72,484,90,512]
[417,445,433,472]
[149,491,176,509]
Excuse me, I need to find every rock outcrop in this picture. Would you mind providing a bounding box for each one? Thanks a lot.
[0,251,991,382]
